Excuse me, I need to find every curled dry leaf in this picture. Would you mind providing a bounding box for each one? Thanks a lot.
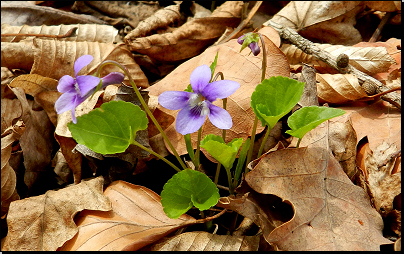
[316,73,369,104]
[125,1,244,62]
[1,3,106,27]
[1,24,120,43]
[2,176,112,251]
[60,181,196,251]
[148,26,289,156]
[265,1,364,45]
[281,43,397,75]
[148,231,260,251]
[356,139,401,215]
[1,38,148,88]
[244,123,392,250]
[9,86,54,189]
[1,120,24,217]
[125,4,182,39]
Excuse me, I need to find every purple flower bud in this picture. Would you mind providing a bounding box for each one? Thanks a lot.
[237,35,245,45]
[248,41,260,56]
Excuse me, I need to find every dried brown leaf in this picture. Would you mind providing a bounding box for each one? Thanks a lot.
[356,139,401,215]
[125,4,182,39]
[245,124,392,250]
[365,1,401,12]
[1,120,24,216]
[9,86,54,189]
[281,43,397,75]
[316,73,369,104]
[265,1,364,45]
[1,39,35,71]
[1,97,22,134]
[125,1,243,62]
[9,74,58,97]
[1,3,106,27]
[1,24,119,43]
[60,181,197,251]
[148,231,260,251]
[148,27,289,155]
[2,176,112,251]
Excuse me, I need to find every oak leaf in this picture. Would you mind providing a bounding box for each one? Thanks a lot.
[60,181,197,251]
[2,176,111,251]
[244,131,392,250]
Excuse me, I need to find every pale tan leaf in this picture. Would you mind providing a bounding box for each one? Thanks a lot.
[1,97,22,134]
[365,1,401,12]
[2,176,111,251]
[264,1,364,45]
[124,4,182,39]
[1,39,35,71]
[1,24,120,43]
[148,27,289,156]
[244,124,392,250]
[316,73,369,104]
[149,231,260,251]
[9,74,58,97]
[1,120,24,216]
[356,140,401,215]
[60,181,197,251]
[281,43,397,75]
[125,1,243,62]
[9,86,54,189]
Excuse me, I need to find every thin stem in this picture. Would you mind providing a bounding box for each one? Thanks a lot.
[245,33,267,174]
[95,60,188,170]
[257,125,272,158]
[296,138,302,148]
[225,167,234,195]
[194,127,202,169]
[245,117,258,174]
[132,140,181,172]
[214,163,221,185]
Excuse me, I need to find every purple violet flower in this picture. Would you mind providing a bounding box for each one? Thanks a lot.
[158,65,240,135]
[55,55,124,124]
[237,34,261,56]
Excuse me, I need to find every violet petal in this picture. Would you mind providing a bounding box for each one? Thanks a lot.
[237,35,245,45]
[207,102,232,129]
[201,80,240,102]
[57,75,76,93]
[190,65,211,94]
[175,107,206,135]
[54,91,77,114]
[159,91,192,110]
[100,72,125,88]
[74,55,93,77]
[76,75,101,96]
[248,42,260,56]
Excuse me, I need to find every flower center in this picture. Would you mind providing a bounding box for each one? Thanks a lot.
[74,82,82,96]
[188,93,210,117]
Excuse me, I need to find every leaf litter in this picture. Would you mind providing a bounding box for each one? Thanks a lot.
[1,1,401,251]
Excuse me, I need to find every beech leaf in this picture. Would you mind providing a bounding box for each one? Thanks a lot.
[161,169,220,219]
[2,176,111,251]
[60,181,196,251]
[251,76,305,129]
[68,101,148,155]
[286,106,346,140]
[200,134,243,170]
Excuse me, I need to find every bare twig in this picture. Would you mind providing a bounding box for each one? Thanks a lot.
[266,20,401,110]
[369,12,392,42]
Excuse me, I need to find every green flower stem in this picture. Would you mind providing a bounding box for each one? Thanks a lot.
[194,127,202,169]
[245,33,267,174]
[132,140,181,172]
[257,125,272,158]
[184,134,196,165]
[95,60,188,170]
[225,166,234,195]
[296,138,302,148]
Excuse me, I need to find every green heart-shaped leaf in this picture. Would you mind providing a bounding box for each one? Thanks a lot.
[200,134,244,170]
[161,169,220,219]
[251,76,305,129]
[286,106,346,139]
[68,101,148,155]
